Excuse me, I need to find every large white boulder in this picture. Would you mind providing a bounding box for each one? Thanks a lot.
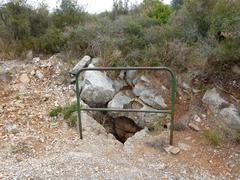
[202,88,227,113]
[81,64,115,107]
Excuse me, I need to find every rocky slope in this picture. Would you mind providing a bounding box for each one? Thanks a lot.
[0,56,239,179]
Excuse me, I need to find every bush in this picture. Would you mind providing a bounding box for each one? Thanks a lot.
[61,102,78,119]
[203,129,222,146]
[49,102,78,127]
[52,0,85,29]
[49,106,63,117]
[141,0,173,24]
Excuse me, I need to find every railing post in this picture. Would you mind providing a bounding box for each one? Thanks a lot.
[170,72,176,145]
[75,74,83,139]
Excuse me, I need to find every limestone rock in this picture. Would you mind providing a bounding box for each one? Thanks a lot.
[188,123,200,132]
[133,83,167,109]
[124,127,149,154]
[35,70,44,79]
[193,114,201,123]
[108,92,165,128]
[202,88,227,113]
[182,82,191,90]
[32,57,40,64]
[81,64,115,107]
[220,107,240,131]
[139,88,167,109]
[91,58,100,66]
[119,70,137,86]
[164,145,180,155]
[71,112,107,135]
[108,92,132,110]
[70,55,91,75]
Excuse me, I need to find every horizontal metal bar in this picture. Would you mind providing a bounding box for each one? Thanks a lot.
[71,67,175,77]
[80,107,172,114]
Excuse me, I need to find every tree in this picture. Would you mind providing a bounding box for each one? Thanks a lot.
[29,4,49,37]
[0,1,32,40]
[142,0,173,24]
[112,0,129,20]
[52,0,85,29]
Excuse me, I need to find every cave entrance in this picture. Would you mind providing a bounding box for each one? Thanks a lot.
[71,66,176,145]
[91,111,142,143]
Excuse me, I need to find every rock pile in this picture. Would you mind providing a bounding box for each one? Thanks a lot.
[70,56,169,142]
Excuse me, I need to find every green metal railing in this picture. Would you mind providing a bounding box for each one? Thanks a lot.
[72,67,176,145]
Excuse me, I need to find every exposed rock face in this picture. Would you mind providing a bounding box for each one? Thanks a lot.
[138,88,167,109]
[202,88,227,113]
[108,92,132,110]
[69,55,91,75]
[108,91,165,128]
[220,107,240,131]
[81,112,107,135]
[202,88,240,135]
[133,77,167,109]
[124,127,149,154]
[119,70,137,86]
[81,64,115,107]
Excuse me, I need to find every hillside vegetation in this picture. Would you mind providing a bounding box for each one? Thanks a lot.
[0,0,239,88]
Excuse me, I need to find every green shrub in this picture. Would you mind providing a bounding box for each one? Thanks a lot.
[52,0,86,29]
[149,120,163,131]
[62,102,78,119]
[67,115,78,127]
[203,129,222,146]
[38,27,66,54]
[142,0,173,24]
[49,106,63,117]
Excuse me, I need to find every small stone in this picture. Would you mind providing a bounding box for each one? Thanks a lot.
[91,58,100,66]
[193,114,201,123]
[188,123,200,131]
[164,146,180,155]
[94,167,99,172]
[30,70,35,76]
[35,70,44,79]
[16,154,24,162]
[19,73,30,83]
[4,123,19,134]
[32,57,40,64]
[182,82,191,90]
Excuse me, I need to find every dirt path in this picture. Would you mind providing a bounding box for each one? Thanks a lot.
[0,59,239,179]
